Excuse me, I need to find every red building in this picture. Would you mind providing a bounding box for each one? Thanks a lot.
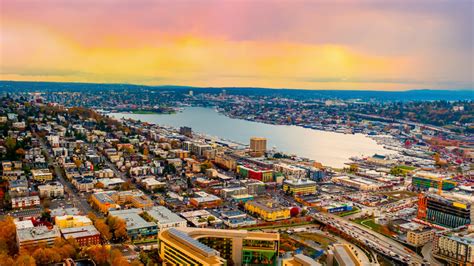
[60,225,101,247]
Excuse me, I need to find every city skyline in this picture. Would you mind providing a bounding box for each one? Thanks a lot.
[1,0,473,91]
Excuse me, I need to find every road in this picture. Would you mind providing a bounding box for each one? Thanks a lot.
[313,212,425,265]
[39,138,93,215]
[421,242,443,266]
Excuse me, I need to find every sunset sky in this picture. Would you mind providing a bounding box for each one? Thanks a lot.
[1,0,473,90]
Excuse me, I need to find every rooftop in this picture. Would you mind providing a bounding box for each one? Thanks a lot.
[147,206,186,225]
[109,209,156,231]
[17,226,61,242]
[60,225,100,238]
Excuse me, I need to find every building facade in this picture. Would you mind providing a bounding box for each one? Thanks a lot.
[158,227,279,266]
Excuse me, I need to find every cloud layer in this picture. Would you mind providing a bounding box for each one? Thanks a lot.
[1,0,472,90]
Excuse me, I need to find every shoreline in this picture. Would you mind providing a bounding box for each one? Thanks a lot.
[108,107,400,169]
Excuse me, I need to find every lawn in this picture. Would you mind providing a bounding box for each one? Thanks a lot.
[338,207,361,217]
[353,218,396,238]
[396,165,416,171]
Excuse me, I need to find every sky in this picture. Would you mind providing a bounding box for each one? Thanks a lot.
[1,0,473,91]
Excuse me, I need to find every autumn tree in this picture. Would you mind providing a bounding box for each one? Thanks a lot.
[85,245,109,266]
[14,253,36,266]
[0,252,14,265]
[94,219,112,241]
[32,247,62,265]
[0,217,18,255]
[106,216,128,241]
[110,249,130,266]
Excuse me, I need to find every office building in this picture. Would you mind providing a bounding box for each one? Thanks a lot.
[249,137,267,157]
[412,171,457,191]
[407,228,435,246]
[190,191,222,208]
[38,182,64,198]
[283,178,317,195]
[245,199,290,221]
[108,209,158,240]
[180,126,192,137]
[31,169,53,182]
[327,244,362,266]
[282,254,320,266]
[60,225,101,247]
[17,226,61,249]
[274,163,307,179]
[147,206,187,231]
[158,227,279,265]
[417,194,471,228]
[237,165,273,182]
[55,215,93,229]
[434,234,474,265]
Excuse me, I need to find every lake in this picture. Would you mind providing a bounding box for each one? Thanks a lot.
[110,107,393,168]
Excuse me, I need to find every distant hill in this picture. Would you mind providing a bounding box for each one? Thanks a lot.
[0,80,472,102]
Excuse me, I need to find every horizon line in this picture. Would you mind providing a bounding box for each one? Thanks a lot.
[0,79,473,93]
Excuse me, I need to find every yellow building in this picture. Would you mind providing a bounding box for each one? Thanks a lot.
[31,169,53,182]
[407,229,434,247]
[90,192,119,213]
[283,179,317,196]
[214,155,237,171]
[249,137,267,157]
[158,227,279,266]
[327,244,362,266]
[55,215,93,229]
[282,254,321,266]
[245,199,290,221]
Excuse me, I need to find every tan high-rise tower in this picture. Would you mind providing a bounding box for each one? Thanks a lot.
[249,137,267,157]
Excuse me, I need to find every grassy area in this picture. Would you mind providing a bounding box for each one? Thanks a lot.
[360,219,381,231]
[397,165,416,171]
[353,218,396,238]
[338,207,361,217]
[296,232,336,248]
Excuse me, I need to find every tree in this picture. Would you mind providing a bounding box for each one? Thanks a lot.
[207,216,216,223]
[0,217,18,255]
[85,245,109,266]
[112,218,128,241]
[0,252,14,265]
[300,209,308,216]
[95,219,112,241]
[14,253,36,266]
[32,248,61,265]
[106,216,128,241]
[349,164,358,173]
[120,181,133,191]
[110,249,130,266]
[290,207,300,217]
[5,137,18,160]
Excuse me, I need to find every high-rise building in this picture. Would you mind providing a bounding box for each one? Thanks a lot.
[180,126,192,137]
[158,227,279,266]
[249,137,267,157]
[417,194,471,228]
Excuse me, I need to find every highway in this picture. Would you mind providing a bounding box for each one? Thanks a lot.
[313,212,425,265]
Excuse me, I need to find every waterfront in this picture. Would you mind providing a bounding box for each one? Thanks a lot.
[110,107,394,168]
